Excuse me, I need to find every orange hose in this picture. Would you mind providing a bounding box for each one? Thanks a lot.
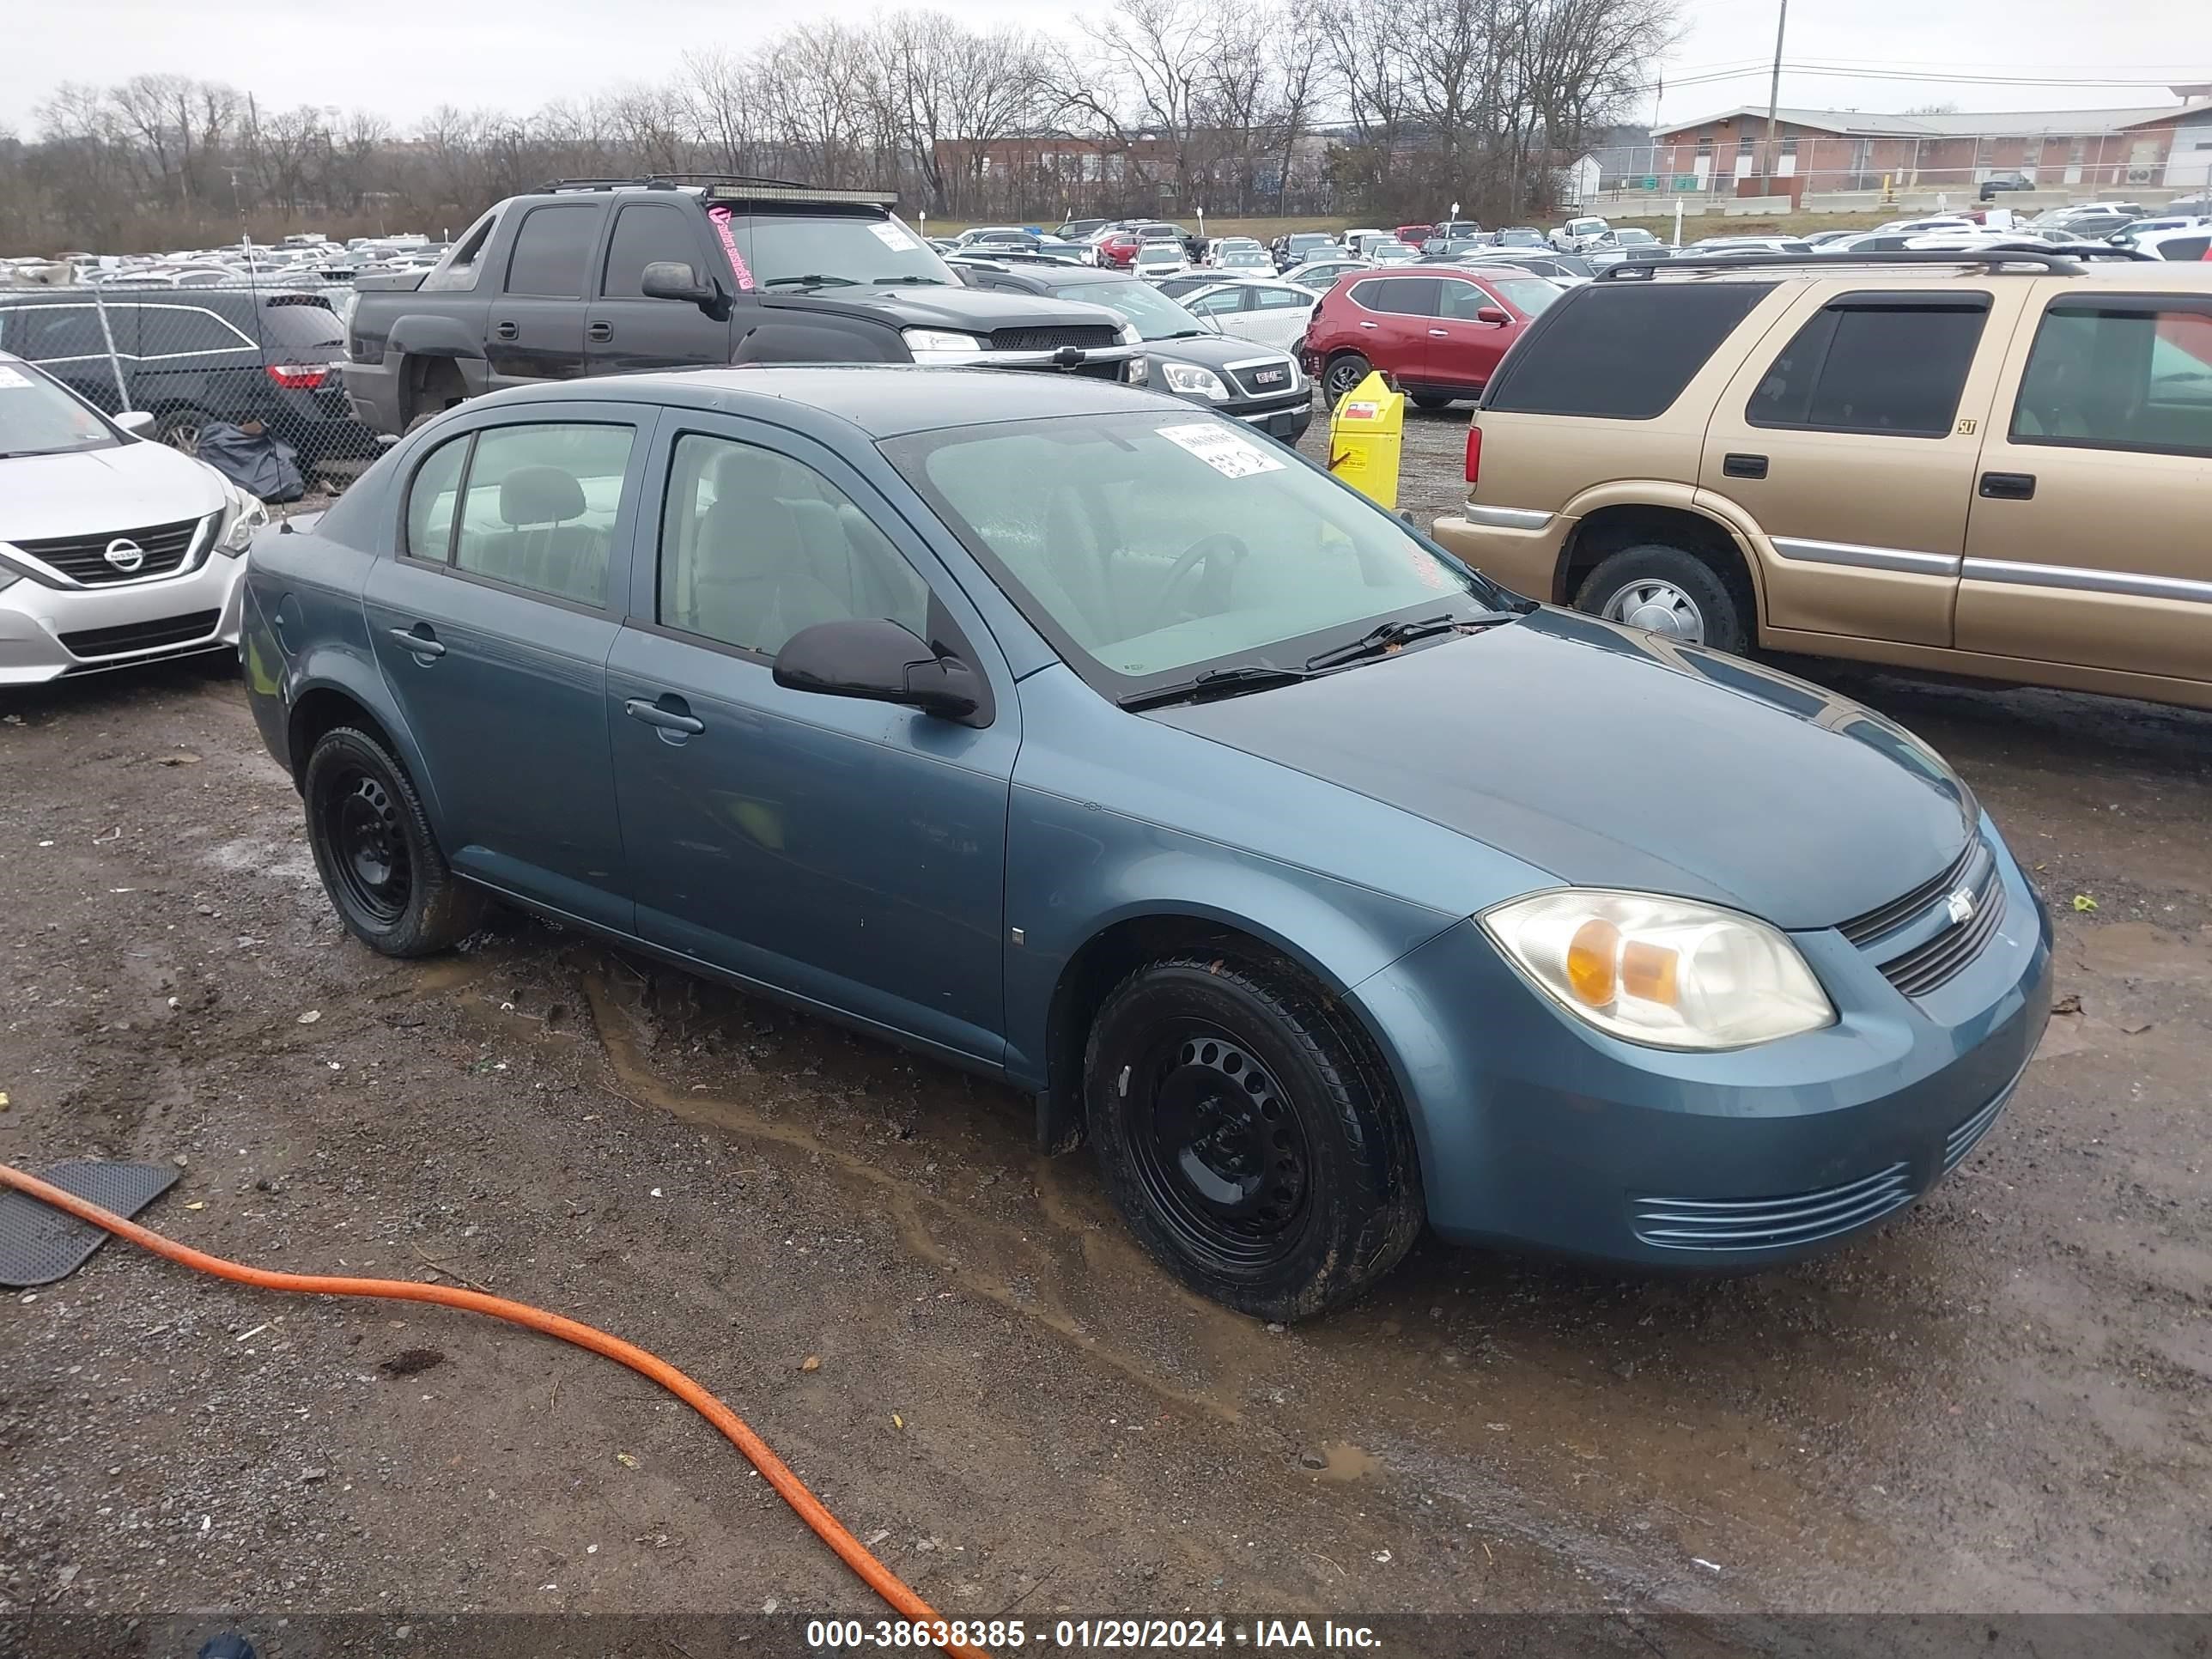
[0,1160,989,1659]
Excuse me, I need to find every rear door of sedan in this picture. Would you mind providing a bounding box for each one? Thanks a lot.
[604,412,1019,1066]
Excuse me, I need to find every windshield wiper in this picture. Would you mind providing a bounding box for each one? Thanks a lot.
[1304,611,1510,672]
[868,274,947,286]
[760,274,858,289]
[1117,665,1313,711]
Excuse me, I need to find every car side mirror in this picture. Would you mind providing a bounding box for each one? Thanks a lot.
[773,618,985,726]
[114,410,156,436]
[641,259,719,309]
[1475,306,1512,326]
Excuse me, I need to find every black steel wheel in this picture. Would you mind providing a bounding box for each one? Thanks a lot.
[302,726,486,957]
[1085,953,1424,1321]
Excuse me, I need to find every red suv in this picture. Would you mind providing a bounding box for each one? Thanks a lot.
[1301,265,1565,408]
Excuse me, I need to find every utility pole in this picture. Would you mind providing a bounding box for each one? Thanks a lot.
[1762,0,1790,191]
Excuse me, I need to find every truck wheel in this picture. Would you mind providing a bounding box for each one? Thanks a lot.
[1576,543,1748,654]
[303,727,487,957]
[1085,953,1424,1322]
[1322,352,1372,403]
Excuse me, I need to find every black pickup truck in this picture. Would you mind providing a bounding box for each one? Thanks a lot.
[340,176,1143,434]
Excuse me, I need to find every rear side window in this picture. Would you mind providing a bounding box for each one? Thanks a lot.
[1747,298,1989,437]
[3,305,112,362]
[452,423,634,605]
[2010,297,2212,458]
[422,210,496,293]
[504,204,604,299]
[1349,277,1439,317]
[137,306,253,358]
[1482,283,1774,419]
[259,299,347,352]
[404,434,471,562]
[601,204,706,298]
[2156,234,2209,261]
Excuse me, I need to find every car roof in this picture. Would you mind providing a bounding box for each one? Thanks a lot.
[1596,255,2212,290]
[482,364,1181,439]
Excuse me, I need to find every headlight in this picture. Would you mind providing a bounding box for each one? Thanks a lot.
[1162,362,1231,400]
[1480,889,1834,1050]
[902,328,984,358]
[215,491,268,557]
[1127,356,1150,386]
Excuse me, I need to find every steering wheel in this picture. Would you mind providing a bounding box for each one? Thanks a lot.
[1152,532,1250,629]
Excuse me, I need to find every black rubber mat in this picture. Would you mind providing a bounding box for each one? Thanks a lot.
[0,1161,178,1288]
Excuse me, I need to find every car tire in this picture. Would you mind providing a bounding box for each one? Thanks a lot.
[1322,351,1373,403]
[1085,953,1424,1322]
[1409,392,1456,410]
[303,726,487,958]
[1577,542,1750,654]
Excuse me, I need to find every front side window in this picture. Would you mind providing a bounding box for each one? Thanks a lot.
[2010,298,2212,457]
[602,204,708,298]
[1747,300,1989,437]
[657,434,928,656]
[0,360,121,455]
[4,306,108,362]
[889,411,1499,690]
[505,204,605,299]
[451,423,633,605]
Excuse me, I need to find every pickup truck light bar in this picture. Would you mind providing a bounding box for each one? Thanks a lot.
[536,175,898,208]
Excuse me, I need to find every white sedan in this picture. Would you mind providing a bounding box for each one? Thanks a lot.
[0,353,264,684]
[1176,277,1319,350]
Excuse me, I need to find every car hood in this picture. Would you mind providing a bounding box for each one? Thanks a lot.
[0,442,228,544]
[1141,332,1295,373]
[773,283,1127,335]
[1149,608,1977,931]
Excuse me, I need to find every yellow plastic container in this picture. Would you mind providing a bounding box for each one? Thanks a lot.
[1326,371,1404,509]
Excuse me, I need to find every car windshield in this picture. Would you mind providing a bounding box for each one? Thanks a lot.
[1288,235,1332,252]
[1046,279,1202,339]
[1136,246,1180,264]
[744,210,953,289]
[886,410,1501,690]
[1220,250,1270,268]
[0,362,120,458]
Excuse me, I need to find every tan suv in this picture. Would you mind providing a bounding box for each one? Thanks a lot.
[1431,251,2212,709]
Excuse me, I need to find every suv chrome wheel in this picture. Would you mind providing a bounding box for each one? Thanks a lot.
[1603,579,1705,643]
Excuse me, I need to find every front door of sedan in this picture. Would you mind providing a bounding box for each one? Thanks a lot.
[605,417,1018,1065]
[1955,287,2212,687]
[363,406,649,933]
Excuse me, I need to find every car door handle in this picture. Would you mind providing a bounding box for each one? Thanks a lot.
[388,625,445,659]
[493,321,519,341]
[623,696,704,736]
[586,321,612,343]
[1358,319,1378,329]
[1979,471,2036,501]
[1427,327,1450,337]
[1723,453,1769,479]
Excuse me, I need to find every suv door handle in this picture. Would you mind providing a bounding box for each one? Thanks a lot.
[493,320,519,341]
[1427,327,1450,337]
[388,625,445,659]
[586,321,613,343]
[1723,453,1768,479]
[624,696,705,738]
[1979,471,2036,501]
[1358,319,1378,329]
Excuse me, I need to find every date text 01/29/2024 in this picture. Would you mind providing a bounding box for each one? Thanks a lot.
[804,1619,1383,1650]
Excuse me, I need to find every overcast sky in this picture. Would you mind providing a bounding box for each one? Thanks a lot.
[2,0,2204,132]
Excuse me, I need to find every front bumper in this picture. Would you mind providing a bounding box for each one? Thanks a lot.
[0,547,247,685]
[1358,817,2054,1266]
[1231,396,1315,443]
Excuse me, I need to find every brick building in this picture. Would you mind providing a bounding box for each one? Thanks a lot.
[1650,88,2212,200]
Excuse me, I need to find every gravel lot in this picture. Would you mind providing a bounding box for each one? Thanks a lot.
[1,418,2208,1646]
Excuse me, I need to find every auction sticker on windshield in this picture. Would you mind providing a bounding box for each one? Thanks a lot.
[1157,422,1286,479]
[0,366,33,390]
[869,222,920,252]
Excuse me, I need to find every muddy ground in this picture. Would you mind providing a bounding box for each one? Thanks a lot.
[0,416,2207,1650]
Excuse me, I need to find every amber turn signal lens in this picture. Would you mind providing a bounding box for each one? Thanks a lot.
[1620,939,1680,1006]
[1565,918,1620,1006]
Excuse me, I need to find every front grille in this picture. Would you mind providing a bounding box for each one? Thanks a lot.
[1877,859,2006,999]
[11,515,210,586]
[1839,838,1978,945]
[1228,362,1297,398]
[59,610,222,660]
[1632,1162,1916,1253]
[989,325,1121,353]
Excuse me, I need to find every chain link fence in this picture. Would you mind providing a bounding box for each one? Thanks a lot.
[0,254,381,482]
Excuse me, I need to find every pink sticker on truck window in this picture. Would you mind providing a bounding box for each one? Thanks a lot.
[707,205,754,291]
